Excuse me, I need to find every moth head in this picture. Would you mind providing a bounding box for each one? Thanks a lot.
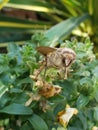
[61,48,76,67]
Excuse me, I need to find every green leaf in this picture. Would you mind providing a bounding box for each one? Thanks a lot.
[28,114,49,130]
[0,103,33,115]
[93,107,98,122]
[0,81,8,97]
[94,86,98,102]
[10,88,23,93]
[0,15,50,30]
[0,73,13,84]
[78,111,87,130]
[54,80,76,98]
[93,66,98,79]
[11,93,29,104]
[7,42,20,53]
[7,43,22,65]
[79,77,93,86]
[68,127,83,130]
[89,0,98,25]
[6,0,55,13]
[77,94,89,109]
[21,122,32,130]
[57,127,67,130]
[45,14,89,43]
[17,77,33,86]
[0,92,11,108]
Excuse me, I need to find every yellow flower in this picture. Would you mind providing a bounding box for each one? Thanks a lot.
[58,105,78,128]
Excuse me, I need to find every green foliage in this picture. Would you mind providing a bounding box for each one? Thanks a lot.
[0,34,98,130]
[28,114,48,130]
[45,14,89,43]
[0,103,33,115]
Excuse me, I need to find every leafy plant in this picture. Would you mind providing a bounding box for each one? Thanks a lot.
[0,32,98,130]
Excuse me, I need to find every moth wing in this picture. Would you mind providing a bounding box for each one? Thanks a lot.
[36,46,56,55]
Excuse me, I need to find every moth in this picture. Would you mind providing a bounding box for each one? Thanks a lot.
[36,46,76,79]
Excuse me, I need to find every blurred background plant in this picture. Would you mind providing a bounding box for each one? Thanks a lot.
[0,0,98,50]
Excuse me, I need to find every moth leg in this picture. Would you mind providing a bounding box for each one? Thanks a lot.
[35,56,47,80]
[43,66,47,79]
[59,67,67,79]
[34,61,46,80]
[43,56,48,79]
[64,67,68,79]
[57,68,66,79]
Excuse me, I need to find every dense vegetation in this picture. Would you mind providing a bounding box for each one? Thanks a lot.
[0,33,98,130]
